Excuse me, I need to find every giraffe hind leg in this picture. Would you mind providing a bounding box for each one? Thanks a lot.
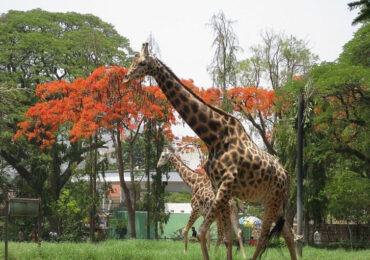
[251,205,283,260]
[282,221,297,260]
[233,224,246,259]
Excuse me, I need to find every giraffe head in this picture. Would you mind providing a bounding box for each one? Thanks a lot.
[123,42,153,84]
[157,146,174,168]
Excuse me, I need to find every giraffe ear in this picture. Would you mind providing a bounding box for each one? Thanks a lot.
[162,145,172,153]
[141,42,149,57]
[168,146,175,153]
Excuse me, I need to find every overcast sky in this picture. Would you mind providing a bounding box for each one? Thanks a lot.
[2,0,360,87]
[1,0,361,139]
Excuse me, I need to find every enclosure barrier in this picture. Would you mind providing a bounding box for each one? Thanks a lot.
[107,208,251,242]
[1,196,41,260]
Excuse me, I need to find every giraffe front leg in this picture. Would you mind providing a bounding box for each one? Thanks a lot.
[198,179,234,260]
[206,229,211,250]
[183,209,200,253]
[236,229,246,259]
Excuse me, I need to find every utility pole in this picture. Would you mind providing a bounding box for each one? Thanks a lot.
[297,89,304,257]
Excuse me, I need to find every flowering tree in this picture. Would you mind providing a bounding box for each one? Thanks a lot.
[227,87,276,154]
[15,66,176,238]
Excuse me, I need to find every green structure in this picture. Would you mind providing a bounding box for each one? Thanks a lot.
[108,208,251,242]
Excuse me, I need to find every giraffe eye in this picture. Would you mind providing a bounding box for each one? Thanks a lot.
[139,61,146,66]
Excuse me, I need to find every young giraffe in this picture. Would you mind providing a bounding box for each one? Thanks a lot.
[157,147,246,258]
[123,43,297,260]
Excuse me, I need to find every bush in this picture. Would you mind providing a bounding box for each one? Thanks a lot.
[164,192,192,203]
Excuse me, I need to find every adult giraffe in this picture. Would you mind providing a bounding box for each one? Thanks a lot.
[123,43,297,260]
[157,147,246,258]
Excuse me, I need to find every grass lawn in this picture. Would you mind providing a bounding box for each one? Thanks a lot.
[0,239,369,260]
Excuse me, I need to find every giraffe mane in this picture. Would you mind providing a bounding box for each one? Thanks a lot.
[154,58,235,120]
[172,154,204,175]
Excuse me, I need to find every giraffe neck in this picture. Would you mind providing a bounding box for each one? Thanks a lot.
[169,154,200,190]
[149,58,230,147]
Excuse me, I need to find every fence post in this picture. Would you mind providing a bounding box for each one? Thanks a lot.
[37,198,41,246]
[4,193,9,260]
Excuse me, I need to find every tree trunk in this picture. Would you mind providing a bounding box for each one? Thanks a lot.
[89,137,96,242]
[145,119,152,239]
[115,130,136,238]
[129,135,136,213]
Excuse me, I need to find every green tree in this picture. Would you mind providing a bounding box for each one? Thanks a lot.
[339,24,370,67]
[238,30,317,91]
[310,62,370,172]
[151,127,170,238]
[236,47,263,87]
[275,24,370,234]
[207,11,241,110]
[326,169,370,224]
[275,78,328,234]
[235,30,317,153]
[0,9,131,217]
[348,0,370,25]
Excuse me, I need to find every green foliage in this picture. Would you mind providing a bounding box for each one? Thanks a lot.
[325,169,370,224]
[275,23,370,227]
[275,77,329,224]
[164,192,192,203]
[122,133,146,170]
[310,62,370,175]
[0,9,131,86]
[0,9,130,223]
[340,24,370,67]
[245,204,264,220]
[348,1,370,25]
[238,30,318,90]
[47,182,91,241]
[207,11,240,109]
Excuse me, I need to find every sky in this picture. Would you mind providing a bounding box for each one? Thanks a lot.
[1,0,361,139]
[1,0,360,87]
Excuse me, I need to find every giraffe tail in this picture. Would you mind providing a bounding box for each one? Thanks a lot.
[258,216,285,260]
[268,216,285,241]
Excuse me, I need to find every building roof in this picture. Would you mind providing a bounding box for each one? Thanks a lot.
[74,170,185,183]
[109,184,121,197]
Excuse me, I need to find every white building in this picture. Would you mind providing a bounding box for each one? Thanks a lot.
[75,169,192,211]
[165,203,192,214]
